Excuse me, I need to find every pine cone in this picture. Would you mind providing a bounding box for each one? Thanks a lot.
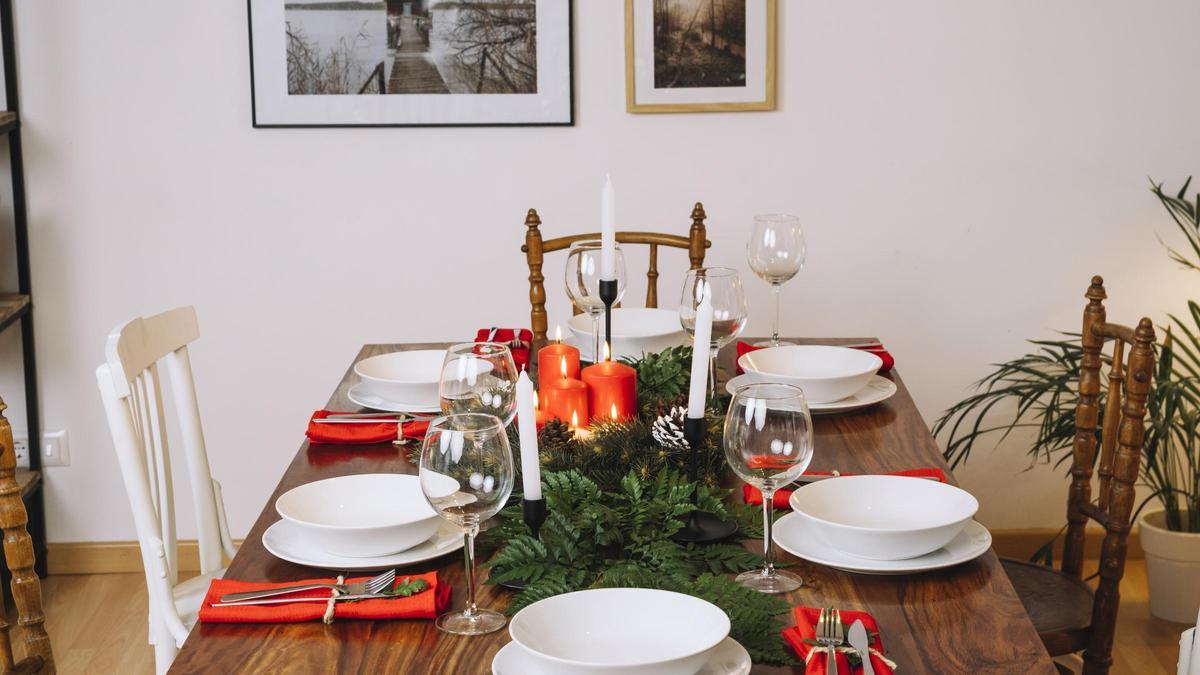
[538,418,574,449]
[651,405,689,450]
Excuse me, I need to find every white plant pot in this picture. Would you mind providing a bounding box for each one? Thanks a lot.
[1138,509,1200,623]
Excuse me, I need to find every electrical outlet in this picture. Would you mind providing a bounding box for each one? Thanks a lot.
[43,430,69,467]
[11,433,29,469]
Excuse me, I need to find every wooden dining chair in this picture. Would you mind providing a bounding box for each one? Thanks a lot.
[0,399,52,675]
[95,307,237,675]
[1001,276,1156,675]
[521,202,712,344]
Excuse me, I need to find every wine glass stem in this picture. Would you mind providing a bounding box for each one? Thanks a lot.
[771,282,782,344]
[708,350,720,409]
[761,488,776,576]
[591,313,601,364]
[462,524,480,618]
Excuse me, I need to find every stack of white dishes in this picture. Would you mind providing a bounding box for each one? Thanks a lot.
[264,474,462,571]
[567,308,688,362]
[773,475,991,574]
[733,345,897,413]
[492,588,751,675]
[348,350,446,413]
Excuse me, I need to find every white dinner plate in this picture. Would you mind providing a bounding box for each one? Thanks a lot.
[262,518,462,571]
[491,636,751,675]
[347,383,441,414]
[773,512,992,575]
[725,374,897,414]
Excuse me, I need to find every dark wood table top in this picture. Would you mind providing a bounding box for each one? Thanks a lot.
[170,339,1055,674]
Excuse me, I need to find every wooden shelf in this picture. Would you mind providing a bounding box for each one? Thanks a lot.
[14,469,39,498]
[0,111,16,134]
[0,294,28,333]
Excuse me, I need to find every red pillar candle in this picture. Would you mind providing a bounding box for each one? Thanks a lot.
[541,377,589,428]
[581,360,637,423]
[537,334,581,402]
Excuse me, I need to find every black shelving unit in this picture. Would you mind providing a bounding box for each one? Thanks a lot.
[0,0,46,578]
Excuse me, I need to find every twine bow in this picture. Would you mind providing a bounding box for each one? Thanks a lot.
[322,575,345,624]
[803,644,898,670]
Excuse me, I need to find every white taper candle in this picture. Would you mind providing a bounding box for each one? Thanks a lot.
[516,371,542,500]
[687,289,713,419]
[600,174,616,280]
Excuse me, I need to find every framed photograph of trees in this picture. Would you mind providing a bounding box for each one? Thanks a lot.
[625,0,775,113]
[248,0,573,127]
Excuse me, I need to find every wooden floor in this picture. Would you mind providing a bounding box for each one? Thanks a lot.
[11,561,1190,674]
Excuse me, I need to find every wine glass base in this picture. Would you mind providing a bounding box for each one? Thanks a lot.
[436,608,507,635]
[735,569,803,594]
[753,339,796,347]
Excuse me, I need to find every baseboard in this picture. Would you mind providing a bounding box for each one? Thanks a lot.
[47,539,244,576]
[990,527,1143,561]
[45,529,1141,576]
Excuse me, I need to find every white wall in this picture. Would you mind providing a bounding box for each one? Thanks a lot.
[4,0,1195,543]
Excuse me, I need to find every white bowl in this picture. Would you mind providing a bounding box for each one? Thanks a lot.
[789,475,978,560]
[275,474,441,558]
[509,588,730,675]
[567,308,687,361]
[353,350,446,406]
[738,345,882,403]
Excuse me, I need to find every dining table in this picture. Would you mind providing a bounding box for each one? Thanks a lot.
[169,338,1058,674]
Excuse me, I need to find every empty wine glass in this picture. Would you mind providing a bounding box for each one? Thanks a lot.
[439,343,519,427]
[679,267,748,407]
[564,240,626,363]
[724,382,813,593]
[747,215,806,347]
[419,413,514,635]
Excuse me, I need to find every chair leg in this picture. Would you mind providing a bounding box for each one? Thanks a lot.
[152,615,178,675]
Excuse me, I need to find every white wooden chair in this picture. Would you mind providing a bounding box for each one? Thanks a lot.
[95,306,236,675]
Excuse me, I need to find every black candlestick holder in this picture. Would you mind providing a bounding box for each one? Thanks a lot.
[599,279,618,359]
[671,417,738,543]
[497,497,549,591]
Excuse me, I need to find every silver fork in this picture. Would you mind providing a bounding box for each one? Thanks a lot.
[815,607,846,675]
[218,568,395,603]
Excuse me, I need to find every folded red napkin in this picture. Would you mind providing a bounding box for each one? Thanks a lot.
[305,410,430,445]
[743,468,948,509]
[475,327,533,372]
[736,341,894,375]
[199,571,450,624]
[783,606,895,675]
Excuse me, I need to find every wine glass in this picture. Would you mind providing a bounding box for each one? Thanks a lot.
[723,382,813,593]
[439,343,519,427]
[419,413,515,635]
[747,214,806,347]
[564,240,626,363]
[679,267,748,407]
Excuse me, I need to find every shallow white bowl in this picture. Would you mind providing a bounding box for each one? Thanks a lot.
[568,308,687,361]
[738,345,882,403]
[509,588,730,675]
[789,475,978,560]
[353,350,446,406]
[275,474,440,558]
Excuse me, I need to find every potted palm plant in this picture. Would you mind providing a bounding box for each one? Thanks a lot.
[934,179,1200,623]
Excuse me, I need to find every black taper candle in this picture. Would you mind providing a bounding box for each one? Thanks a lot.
[599,279,618,360]
[522,498,548,540]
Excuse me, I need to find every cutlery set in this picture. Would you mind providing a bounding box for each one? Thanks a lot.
[815,607,874,675]
[216,568,398,607]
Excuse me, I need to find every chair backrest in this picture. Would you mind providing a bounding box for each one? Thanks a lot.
[1063,276,1156,675]
[0,400,51,674]
[95,306,235,649]
[521,202,712,344]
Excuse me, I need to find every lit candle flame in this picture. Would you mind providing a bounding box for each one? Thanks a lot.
[610,402,618,420]
[603,341,611,362]
[570,409,579,430]
[555,325,562,344]
[560,356,568,379]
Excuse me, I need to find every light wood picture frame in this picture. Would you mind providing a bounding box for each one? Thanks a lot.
[625,0,776,113]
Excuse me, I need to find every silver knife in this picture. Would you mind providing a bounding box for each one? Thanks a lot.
[847,619,875,675]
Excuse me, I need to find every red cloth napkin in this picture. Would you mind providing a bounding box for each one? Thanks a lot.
[736,341,894,375]
[305,410,430,445]
[475,327,533,372]
[199,571,450,624]
[744,468,948,509]
[783,606,894,675]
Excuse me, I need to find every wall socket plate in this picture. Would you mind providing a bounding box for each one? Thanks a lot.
[10,430,69,468]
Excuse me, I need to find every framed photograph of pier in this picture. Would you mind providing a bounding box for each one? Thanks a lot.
[625,0,775,113]
[247,0,573,127]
